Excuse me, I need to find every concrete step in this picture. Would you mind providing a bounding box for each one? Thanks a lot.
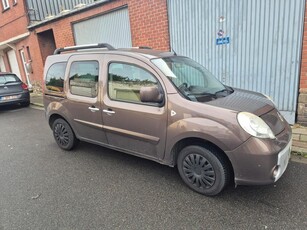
[292,125,307,156]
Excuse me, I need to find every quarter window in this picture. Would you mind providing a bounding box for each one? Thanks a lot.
[69,61,99,98]
[45,62,66,93]
[108,62,159,103]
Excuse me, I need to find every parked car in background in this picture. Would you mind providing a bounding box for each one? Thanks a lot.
[0,72,30,107]
[43,43,292,196]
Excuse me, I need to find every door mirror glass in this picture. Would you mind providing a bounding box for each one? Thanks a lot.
[140,86,163,104]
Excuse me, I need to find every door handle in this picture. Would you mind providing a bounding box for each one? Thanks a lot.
[103,109,115,115]
[88,106,100,112]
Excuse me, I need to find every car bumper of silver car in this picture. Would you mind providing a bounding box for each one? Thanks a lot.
[226,125,292,186]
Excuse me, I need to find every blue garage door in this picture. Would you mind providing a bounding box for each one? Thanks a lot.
[168,0,305,124]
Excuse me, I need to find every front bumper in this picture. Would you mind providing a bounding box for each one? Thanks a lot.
[226,124,292,185]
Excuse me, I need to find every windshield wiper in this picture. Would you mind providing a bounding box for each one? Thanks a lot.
[215,87,234,96]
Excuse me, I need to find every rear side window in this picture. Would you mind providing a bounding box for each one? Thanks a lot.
[69,61,99,98]
[45,62,66,93]
[0,74,20,85]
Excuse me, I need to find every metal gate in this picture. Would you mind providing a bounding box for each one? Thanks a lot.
[73,7,132,48]
[167,0,305,124]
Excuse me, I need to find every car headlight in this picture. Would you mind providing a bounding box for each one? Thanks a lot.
[237,112,275,139]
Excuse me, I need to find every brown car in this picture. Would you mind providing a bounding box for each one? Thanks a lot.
[43,43,292,196]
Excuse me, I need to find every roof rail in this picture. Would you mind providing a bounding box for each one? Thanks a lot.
[53,43,115,55]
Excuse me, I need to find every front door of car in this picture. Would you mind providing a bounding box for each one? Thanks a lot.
[66,54,107,144]
[101,55,167,161]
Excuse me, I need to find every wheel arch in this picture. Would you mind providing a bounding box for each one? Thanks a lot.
[170,137,234,180]
[49,113,68,129]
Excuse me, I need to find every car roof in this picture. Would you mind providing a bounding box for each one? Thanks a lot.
[0,72,16,75]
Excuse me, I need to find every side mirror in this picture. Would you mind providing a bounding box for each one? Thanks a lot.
[140,86,164,104]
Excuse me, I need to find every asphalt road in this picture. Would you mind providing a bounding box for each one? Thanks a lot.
[0,105,306,230]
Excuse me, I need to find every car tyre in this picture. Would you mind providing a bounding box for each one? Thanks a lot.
[52,118,77,150]
[177,145,230,196]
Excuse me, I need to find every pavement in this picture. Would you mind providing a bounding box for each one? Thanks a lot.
[30,92,44,107]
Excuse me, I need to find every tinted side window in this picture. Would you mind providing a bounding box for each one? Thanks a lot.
[69,61,99,98]
[108,63,158,103]
[45,62,66,93]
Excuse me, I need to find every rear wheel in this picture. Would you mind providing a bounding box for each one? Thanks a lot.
[177,145,230,196]
[52,118,77,150]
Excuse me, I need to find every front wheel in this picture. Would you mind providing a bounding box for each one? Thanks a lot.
[52,118,77,150]
[177,145,230,196]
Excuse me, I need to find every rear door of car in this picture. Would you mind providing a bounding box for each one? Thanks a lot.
[65,54,107,145]
[101,54,167,161]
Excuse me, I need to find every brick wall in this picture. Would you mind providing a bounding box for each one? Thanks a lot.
[14,36,45,92]
[129,0,169,50]
[0,0,28,42]
[25,0,170,91]
[0,0,30,85]
[298,1,307,125]
[292,126,307,154]
[33,0,169,49]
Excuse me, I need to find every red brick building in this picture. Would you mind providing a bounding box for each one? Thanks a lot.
[1,0,307,124]
[0,0,32,87]
[0,0,169,92]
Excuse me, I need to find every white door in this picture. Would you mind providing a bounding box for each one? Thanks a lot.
[20,49,32,87]
[0,56,6,72]
[7,49,22,79]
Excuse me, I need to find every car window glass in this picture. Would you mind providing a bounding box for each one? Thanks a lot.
[108,62,158,103]
[69,61,99,98]
[45,62,66,92]
[172,63,205,87]
[0,74,20,85]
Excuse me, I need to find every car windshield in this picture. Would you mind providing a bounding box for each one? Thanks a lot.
[152,56,233,102]
[0,74,20,85]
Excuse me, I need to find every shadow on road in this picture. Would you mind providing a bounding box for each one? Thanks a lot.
[71,141,304,198]
[0,104,28,113]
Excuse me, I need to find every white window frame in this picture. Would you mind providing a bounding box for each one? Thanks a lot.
[2,0,9,10]
[13,0,17,5]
